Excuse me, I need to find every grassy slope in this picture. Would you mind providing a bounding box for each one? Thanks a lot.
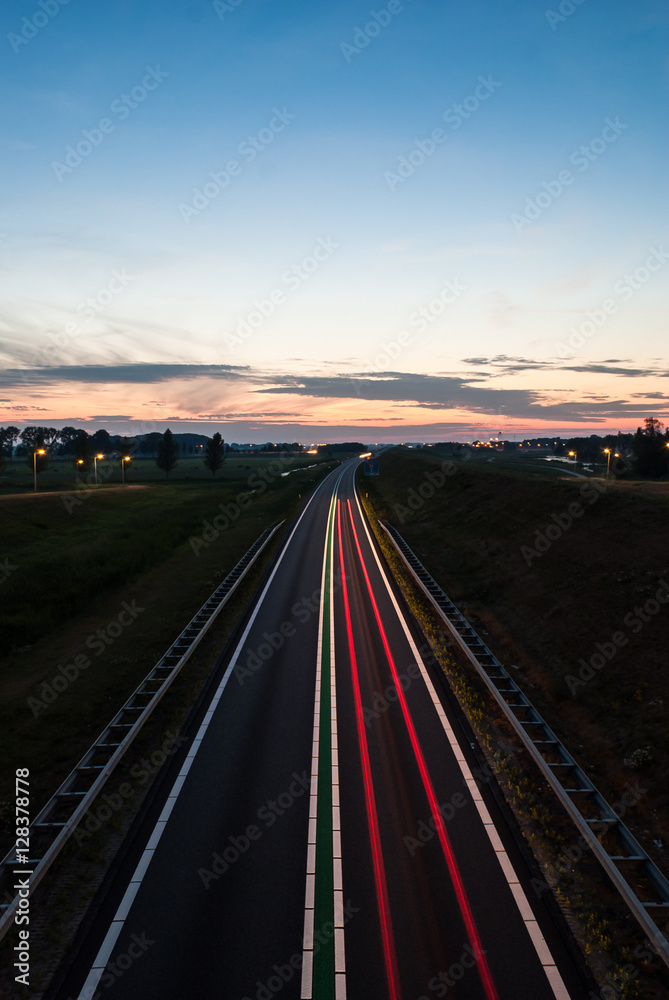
[0,459,336,848]
[362,448,669,871]
[0,454,323,491]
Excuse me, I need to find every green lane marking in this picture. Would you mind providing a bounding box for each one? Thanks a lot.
[312,493,337,998]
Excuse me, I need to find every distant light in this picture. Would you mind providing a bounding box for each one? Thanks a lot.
[306,449,318,454]
[96,453,104,459]
[359,452,372,459]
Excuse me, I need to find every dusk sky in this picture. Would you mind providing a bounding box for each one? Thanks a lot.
[1,0,667,442]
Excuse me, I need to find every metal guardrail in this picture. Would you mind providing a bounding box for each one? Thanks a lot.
[379,519,669,968]
[0,520,284,941]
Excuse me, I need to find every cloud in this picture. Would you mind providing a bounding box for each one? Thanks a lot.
[3,361,667,431]
[2,405,48,411]
[0,363,250,388]
[462,355,668,379]
[195,412,304,419]
[253,371,668,423]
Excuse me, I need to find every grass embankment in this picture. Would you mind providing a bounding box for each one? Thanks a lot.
[0,457,336,852]
[359,448,669,997]
[0,453,324,492]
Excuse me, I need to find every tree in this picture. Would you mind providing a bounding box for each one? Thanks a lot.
[156,428,178,479]
[0,426,19,461]
[91,428,112,455]
[204,433,225,478]
[140,432,162,456]
[118,437,133,459]
[633,417,669,478]
[74,430,91,471]
[57,426,80,455]
[24,430,49,473]
[21,426,53,451]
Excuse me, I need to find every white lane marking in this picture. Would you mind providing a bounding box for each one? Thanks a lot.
[300,490,328,995]
[330,528,346,989]
[301,466,347,997]
[352,485,573,1000]
[76,466,343,1000]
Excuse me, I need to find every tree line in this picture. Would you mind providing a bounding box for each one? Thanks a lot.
[557,419,669,477]
[0,426,230,479]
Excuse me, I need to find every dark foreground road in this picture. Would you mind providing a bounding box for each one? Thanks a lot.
[48,459,589,1000]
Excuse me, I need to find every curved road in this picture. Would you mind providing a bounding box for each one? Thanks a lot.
[49,459,589,999]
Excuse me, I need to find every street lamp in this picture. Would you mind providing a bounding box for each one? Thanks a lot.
[568,450,577,466]
[604,448,613,479]
[94,453,104,485]
[121,456,131,484]
[33,448,46,492]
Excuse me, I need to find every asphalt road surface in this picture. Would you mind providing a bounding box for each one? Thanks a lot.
[49,459,590,1000]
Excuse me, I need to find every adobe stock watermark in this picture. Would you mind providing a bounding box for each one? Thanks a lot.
[51,67,169,181]
[536,779,647,893]
[0,557,18,585]
[240,903,360,1000]
[339,0,412,62]
[197,771,310,888]
[358,278,466,378]
[67,932,155,998]
[532,779,651,1000]
[521,478,608,565]
[32,265,137,369]
[222,237,339,349]
[61,457,116,512]
[385,75,501,191]
[511,116,628,232]
[178,107,296,223]
[565,580,669,695]
[77,268,135,320]
[27,600,145,716]
[555,246,668,358]
[213,0,246,20]
[362,659,422,726]
[61,436,145,513]
[73,730,188,845]
[236,570,345,685]
[545,0,588,31]
[189,456,301,555]
[393,459,458,524]
[8,0,70,55]
[404,791,468,856]
[417,943,487,998]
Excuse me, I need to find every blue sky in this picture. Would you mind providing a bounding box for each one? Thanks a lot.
[1,0,667,441]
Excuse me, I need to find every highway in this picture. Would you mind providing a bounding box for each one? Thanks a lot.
[49,459,589,1000]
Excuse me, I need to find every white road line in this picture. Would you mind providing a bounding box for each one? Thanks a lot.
[75,467,341,1000]
[352,485,573,1000]
[301,466,347,997]
[300,493,331,997]
[330,502,346,991]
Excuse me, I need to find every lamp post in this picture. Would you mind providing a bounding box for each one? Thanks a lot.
[94,453,104,485]
[33,448,46,492]
[121,456,131,484]
[568,450,577,467]
[604,448,612,479]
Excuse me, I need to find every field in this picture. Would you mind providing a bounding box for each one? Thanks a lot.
[0,455,337,855]
[360,447,669,876]
[0,452,322,491]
